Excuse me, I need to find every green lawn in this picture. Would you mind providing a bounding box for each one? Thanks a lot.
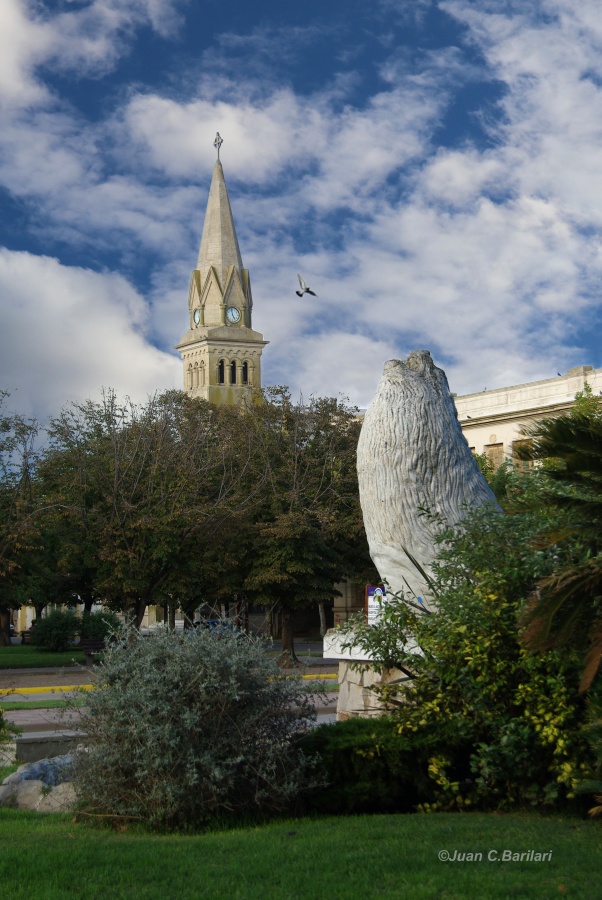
[0,809,598,898]
[0,763,18,781]
[0,697,87,711]
[0,646,85,669]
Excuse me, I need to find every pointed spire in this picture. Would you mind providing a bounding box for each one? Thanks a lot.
[196,152,244,289]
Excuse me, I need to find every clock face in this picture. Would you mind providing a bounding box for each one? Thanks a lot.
[193,308,201,325]
[226,306,241,324]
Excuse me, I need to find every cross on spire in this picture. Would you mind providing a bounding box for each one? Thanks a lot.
[213,132,223,161]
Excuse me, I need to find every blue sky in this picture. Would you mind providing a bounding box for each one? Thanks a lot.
[1,0,602,420]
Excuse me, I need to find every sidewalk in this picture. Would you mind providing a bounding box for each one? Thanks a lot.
[0,667,96,693]
[3,705,84,734]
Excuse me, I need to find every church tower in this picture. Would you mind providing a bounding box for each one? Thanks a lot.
[176,134,267,404]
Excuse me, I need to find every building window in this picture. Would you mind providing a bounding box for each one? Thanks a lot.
[200,361,205,387]
[187,364,193,390]
[230,360,237,385]
[218,359,225,384]
[242,361,249,385]
[484,442,504,470]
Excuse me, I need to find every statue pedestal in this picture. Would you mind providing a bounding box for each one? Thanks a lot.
[324,629,405,720]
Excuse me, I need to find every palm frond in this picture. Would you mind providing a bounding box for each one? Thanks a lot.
[579,620,602,692]
[520,557,602,652]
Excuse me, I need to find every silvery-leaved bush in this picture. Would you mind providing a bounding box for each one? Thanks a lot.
[71,626,321,829]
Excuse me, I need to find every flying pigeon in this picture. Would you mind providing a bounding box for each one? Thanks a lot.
[296,274,317,297]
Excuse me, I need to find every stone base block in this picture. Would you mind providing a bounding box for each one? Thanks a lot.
[337,661,405,720]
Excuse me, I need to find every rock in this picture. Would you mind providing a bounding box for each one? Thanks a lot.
[0,783,16,804]
[36,782,77,813]
[3,754,72,786]
[357,351,500,607]
[14,779,46,810]
[0,754,76,812]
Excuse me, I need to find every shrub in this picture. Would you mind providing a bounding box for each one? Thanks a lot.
[578,686,602,816]
[299,716,473,815]
[0,708,11,754]
[340,503,593,811]
[72,626,320,830]
[79,610,122,641]
[30,610,79,652]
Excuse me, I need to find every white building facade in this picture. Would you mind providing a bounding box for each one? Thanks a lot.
[455,365,602,467]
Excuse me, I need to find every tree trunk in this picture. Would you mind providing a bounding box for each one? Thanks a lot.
[134,600,146,630]
[168,602,176,631]
[0,606,10,647]
[318,601,327,638]
[269,604,280,639]
[276,606,299,668]
[34,603,46,621]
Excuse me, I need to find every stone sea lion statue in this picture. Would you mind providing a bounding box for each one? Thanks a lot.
[357,351,500,609]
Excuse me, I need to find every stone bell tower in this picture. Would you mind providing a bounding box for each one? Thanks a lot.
[175,133,268,404]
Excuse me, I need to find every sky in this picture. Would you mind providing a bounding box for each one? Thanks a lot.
[1,0,602,421]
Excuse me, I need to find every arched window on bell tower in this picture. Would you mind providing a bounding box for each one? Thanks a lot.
[242,361,249,385]
[193,362,199,387]
[230,360,237,385]
[218,359,225,385]
[200,361,206,386]
[187,364,193,390]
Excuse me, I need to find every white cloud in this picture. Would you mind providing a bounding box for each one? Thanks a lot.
[118,80,437,202]
[443,0,602,225]
[0,0,54,106]
[266,331,399,408]
[0,0,184,108]
[2,0,602,418]
[0,249,180,420]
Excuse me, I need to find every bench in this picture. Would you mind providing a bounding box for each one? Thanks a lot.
[80,639,105,666]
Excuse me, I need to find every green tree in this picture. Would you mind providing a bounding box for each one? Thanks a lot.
[39,390,254,627]
[243,389,376,666]
[0,393,40,645]
[473,451,515,501]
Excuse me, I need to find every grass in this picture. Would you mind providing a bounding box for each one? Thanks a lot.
[0,646,85,669]
[0,763,18,781]
[0,809,599,898]
[0,698,87,711]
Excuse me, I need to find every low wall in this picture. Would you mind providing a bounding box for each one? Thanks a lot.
[16,731,85,764]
